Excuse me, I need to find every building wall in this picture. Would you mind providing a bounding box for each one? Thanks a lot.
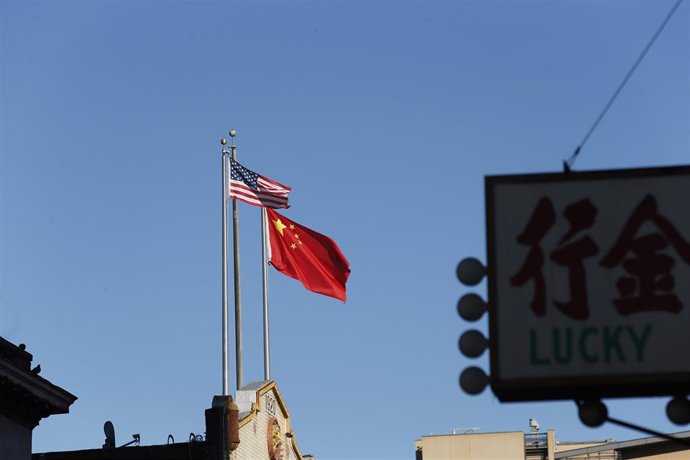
[623,446,690,460]
[555,439,690,460]
[555,451,617,460]
[0,413,32,460]
[556,442,609,453]
[556,449,689,460]
[415,428,690,460]
[418,431,526,460]
[232,382,302,460]
[548,430,556,460]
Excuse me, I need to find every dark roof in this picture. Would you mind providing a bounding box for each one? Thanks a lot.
[0,336,77,428]
[33,443,206,460]
[0,336,33,368]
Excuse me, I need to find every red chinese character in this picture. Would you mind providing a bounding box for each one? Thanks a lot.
[549,199,599,321]
[511,197,555,317]
[600,195,690,316]
[511,198,599,321]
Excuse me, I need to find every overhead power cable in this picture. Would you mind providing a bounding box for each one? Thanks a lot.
[565,0,684,170]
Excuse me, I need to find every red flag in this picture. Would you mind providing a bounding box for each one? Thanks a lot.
[266,209,350,302]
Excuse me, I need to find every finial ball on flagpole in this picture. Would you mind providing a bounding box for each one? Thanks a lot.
[229,129,236,137]
[221,138,228,145]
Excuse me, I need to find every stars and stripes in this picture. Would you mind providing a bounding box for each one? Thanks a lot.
[229,159,291,209]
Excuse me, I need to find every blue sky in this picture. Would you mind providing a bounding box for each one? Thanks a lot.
[1,1,688,459]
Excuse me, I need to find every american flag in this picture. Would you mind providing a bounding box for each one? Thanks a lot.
[229,159,291,209]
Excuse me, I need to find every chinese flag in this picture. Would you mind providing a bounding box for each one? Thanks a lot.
[266,208,351,302]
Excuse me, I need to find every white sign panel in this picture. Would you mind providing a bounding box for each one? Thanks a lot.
[486,166,690,401]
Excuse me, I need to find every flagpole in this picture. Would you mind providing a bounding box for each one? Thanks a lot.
[230,131,244,391]
[261,208,271,381]
[220,137,230,396]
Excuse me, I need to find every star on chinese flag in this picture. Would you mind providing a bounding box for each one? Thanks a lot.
[266,208,351,302]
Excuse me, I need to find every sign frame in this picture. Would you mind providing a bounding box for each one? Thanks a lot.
[485,165,690,402]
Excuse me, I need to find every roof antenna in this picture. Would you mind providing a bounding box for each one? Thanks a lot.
[102,421,140,449]
[103,421,116,449]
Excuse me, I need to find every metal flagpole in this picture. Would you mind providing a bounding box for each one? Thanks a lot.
[261,208,271,381]
[230,130,244,391]
[220,137,230,396]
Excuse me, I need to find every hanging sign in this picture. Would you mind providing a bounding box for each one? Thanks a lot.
[485,165,690,401]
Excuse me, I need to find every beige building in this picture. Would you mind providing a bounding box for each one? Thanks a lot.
[416,428,690,460]
[232,380,307,460]
[416,430,542,460]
